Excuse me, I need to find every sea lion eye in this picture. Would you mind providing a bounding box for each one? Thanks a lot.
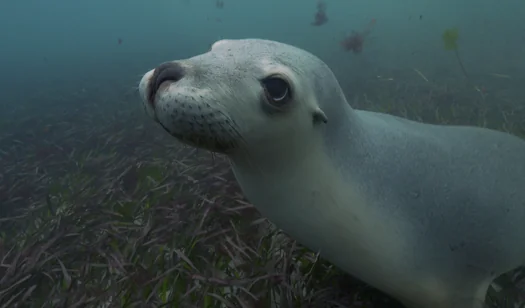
[261,76,291,106]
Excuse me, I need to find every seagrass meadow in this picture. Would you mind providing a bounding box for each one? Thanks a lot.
[1,70,525,308]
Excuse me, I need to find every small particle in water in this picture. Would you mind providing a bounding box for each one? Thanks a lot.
[118,38,122,45]
[490,73,511,79]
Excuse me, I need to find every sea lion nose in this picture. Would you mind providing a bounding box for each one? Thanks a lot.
[147,61,186,106]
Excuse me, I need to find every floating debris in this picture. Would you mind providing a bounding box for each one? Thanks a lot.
[413,68,429,82]
[312,1,328,26]
[341,18,376,54]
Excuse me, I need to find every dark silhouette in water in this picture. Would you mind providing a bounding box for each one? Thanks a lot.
[340,18,376,54]
[312,1,328,26]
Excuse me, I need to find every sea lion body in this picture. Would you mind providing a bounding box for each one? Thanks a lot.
[138,39,525,308]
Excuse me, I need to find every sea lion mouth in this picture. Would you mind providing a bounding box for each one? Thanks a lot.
[158,119,240,153]
[140,63,242,154]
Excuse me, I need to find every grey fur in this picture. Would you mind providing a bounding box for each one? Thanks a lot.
[138,39,525,308]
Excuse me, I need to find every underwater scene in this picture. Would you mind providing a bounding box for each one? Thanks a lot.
[1,0,525,307]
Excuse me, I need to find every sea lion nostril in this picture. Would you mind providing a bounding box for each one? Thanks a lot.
[147,61,186,106]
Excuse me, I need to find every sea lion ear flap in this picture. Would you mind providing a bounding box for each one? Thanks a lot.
[313,107,328,124]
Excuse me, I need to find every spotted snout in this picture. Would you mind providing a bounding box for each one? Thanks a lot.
[138,62,240,153]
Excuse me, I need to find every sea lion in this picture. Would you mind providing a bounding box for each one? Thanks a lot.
[137,39,525,308]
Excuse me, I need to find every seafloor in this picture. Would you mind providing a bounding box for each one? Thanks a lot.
[1,70,524,307]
